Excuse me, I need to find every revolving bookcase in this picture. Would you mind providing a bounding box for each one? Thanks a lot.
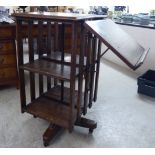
[13,12,148,146]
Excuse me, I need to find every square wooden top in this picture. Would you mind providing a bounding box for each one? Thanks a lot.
[12,12,106,21]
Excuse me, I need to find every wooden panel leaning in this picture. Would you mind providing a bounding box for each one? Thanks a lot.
[84,19,149,70]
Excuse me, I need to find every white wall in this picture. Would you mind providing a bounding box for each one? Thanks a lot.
[103,24,155,75]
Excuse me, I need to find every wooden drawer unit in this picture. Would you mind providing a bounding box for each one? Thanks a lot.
[0,24,18,87]
[0,67,17,79]
[0,40,15,54]
[0,25,15,39]
[0,54,16,66]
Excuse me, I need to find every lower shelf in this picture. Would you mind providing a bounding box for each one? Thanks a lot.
[43,85,84,107]
[25,95,77,129]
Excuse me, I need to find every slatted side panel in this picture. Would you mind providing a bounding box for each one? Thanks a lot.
[83,30,102,114]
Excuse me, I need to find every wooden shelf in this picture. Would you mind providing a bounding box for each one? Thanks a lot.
[20,59,79,81]
[25,95,77,129]
[41,51,87,66]
[43,85,84,110]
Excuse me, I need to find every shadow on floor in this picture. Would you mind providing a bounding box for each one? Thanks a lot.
[101,58,139,79]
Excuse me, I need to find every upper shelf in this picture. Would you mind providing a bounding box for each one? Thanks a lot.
[20,59,79,81]
[12,12,106,21]
[84,19,149,70]
[41,51,87,66]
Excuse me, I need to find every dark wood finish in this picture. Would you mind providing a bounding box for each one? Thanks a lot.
[13,12,106,146]
[0,40,15,54]
[84,19,149,70]
[0,54,16,66]
[94,40,102,102]
[77,22,85,119]
[28,20,36,101]
[25,96,77,129]
[38,21,44,95]
[14,13,148,146]
[88,36,97,108]
[16,20,26,113]
[43,123,62,147]
[46,21,52,90]
[53,22,59,87]
[0,24,15,39]
[0,25,18,88]
[60,24,65,102]
[16,20,26,112]
[12,12,105,21]
[0,67,17,79]
[41,52,87,67]
[20,59,79,81]
[43,85,84,108]
[75,117,97,133]
[68,22,77,132]
[83,32,92,115]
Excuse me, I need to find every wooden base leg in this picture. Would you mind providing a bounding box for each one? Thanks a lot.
[75,117,97,133]
[43,123,62,147]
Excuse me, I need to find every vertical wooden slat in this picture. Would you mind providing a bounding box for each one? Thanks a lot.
[28,20,36,101]
[60,23,65,102]
[54,22,59,52]
[83,32,91,115]
[93,39,102,102]
[47,21,52,90]
[88,35,97,108]
[69,22,77,132]
[77,22,85,118]
[54,22,59,86]
[38,20,44,95]
[16,19,26,113]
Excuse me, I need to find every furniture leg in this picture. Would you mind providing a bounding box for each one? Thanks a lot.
[43,123,62,147]
[75,117,97,133]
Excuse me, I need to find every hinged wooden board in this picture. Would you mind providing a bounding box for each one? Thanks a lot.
[84,19,149,70]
